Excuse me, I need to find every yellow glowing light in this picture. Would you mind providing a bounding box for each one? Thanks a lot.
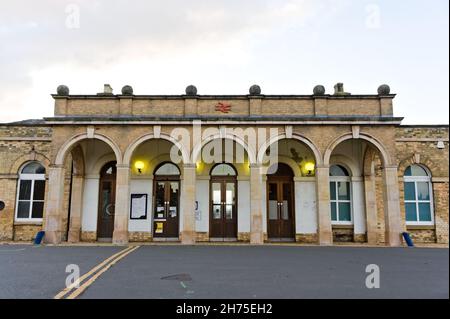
[134,161,145,173]
[304,162,315,175]
[196,161,203,173]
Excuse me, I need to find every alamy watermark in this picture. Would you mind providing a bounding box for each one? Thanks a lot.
[365,264,380,289]
[65,264,80,289]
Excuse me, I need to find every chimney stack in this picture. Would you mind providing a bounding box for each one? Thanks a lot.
[334,83,350,96]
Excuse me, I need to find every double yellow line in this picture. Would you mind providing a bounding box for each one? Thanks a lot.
[54,245,140,299]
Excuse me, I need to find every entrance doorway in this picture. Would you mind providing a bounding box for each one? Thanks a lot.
[267,163,295,241]
[153,163,180,239]
[210,164,238,240]
[97,161,116,241]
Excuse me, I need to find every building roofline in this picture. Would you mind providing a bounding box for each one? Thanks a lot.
[51,94,396,100]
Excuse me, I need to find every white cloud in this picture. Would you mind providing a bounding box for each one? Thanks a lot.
[0,0,447,124]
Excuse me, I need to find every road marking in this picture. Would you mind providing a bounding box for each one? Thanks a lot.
[54,245,139,299]
[65,245,140,299]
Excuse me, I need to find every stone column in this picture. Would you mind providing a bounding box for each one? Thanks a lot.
[112,165,130,244]
[67,174,84,243]
[382,166,402,247]
[181,164,196,244]
[250,164,264,244]
[44,165,66,244]
[315,165,333,245]
[364,173,378,245]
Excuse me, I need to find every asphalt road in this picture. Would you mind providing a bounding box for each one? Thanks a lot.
[0,244,448,299]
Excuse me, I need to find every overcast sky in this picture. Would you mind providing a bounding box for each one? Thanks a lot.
[0,0,448,124]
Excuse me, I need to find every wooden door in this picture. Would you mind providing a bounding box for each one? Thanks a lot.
[210,178,237,239]
[97,162,116,240]
[267,175,295,240]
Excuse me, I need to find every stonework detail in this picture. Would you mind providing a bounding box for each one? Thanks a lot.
[128,232,152,242]
[296,234,318,244]
[0,88,448,247]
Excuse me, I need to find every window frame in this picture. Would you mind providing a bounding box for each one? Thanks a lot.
[329,165,353,225]
[404,169,434,226]
[15,163,46,222]
[330,177,353,225]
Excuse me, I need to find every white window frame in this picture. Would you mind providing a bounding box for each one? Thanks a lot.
[15,171,46,222]
[330,176,353,225]
[404,174,434,226]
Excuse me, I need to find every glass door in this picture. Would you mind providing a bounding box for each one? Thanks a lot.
[223,182,237,238]
[267,182,279,238]
[210,182,223,238]
[280,182,294,238]
[153,180,180,238]
[210,180,237,239]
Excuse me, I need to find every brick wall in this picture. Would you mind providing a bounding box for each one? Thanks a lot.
[396,126,449,244]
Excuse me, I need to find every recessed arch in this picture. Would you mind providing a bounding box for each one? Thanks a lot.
[257,133,322,166]
[191,133,257,165]
[398,154,436,178]
[154,162,181,176]
[124,133,190,166]
[55,133,122,166]
[329,154,361,177]
[10,152,50,175]
[324,133,392,167]
[210,163,238,176]
[92,153,117,176]
[260,156,302,177]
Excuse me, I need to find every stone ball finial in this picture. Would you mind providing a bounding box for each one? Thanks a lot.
[249,84,261,95]
[313,85,326,96]
[185,85,198,96]
[56,85,69,96]
[121,85,133,95]
[378,84,391,95]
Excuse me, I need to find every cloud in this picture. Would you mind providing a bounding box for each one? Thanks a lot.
[0,0,447,124]
[1,0,340,121]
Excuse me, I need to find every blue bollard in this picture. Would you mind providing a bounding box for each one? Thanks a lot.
[402,232,414,247]
[34,231,45,245]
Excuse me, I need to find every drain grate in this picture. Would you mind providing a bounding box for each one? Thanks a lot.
[161,274,192,281]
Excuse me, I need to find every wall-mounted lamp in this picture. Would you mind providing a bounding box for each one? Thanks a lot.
[304,162,315,176]
[135,161,145,174]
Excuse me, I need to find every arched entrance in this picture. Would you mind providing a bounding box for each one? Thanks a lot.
[267,163,295,241]
[210,163,238,240]
[153,162,181,239]
[97,161,117,241]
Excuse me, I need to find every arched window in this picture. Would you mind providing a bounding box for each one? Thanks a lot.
[404,165,434,225]
[154,163,180,176]
[329,165,352,224]
[15,162,46,221]
[211,163,237,176]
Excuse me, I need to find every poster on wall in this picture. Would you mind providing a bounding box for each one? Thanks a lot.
[130,194,147,220]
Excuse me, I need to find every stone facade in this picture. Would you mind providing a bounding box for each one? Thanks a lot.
[0,84,448,246]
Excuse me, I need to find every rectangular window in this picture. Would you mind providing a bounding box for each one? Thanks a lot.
[338,202,351,221]
[405,203,417,222]
[17,201,31,219]
[418,203,432,222]
[19,180,32,200]
[404,182,416,201]
[404,180,434,226]
[416,182,430,201]
[331,202,337,221]
[338,182,350,200]
[330,183,336,201]
[16,177,45,221]
[330,181,352,224]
